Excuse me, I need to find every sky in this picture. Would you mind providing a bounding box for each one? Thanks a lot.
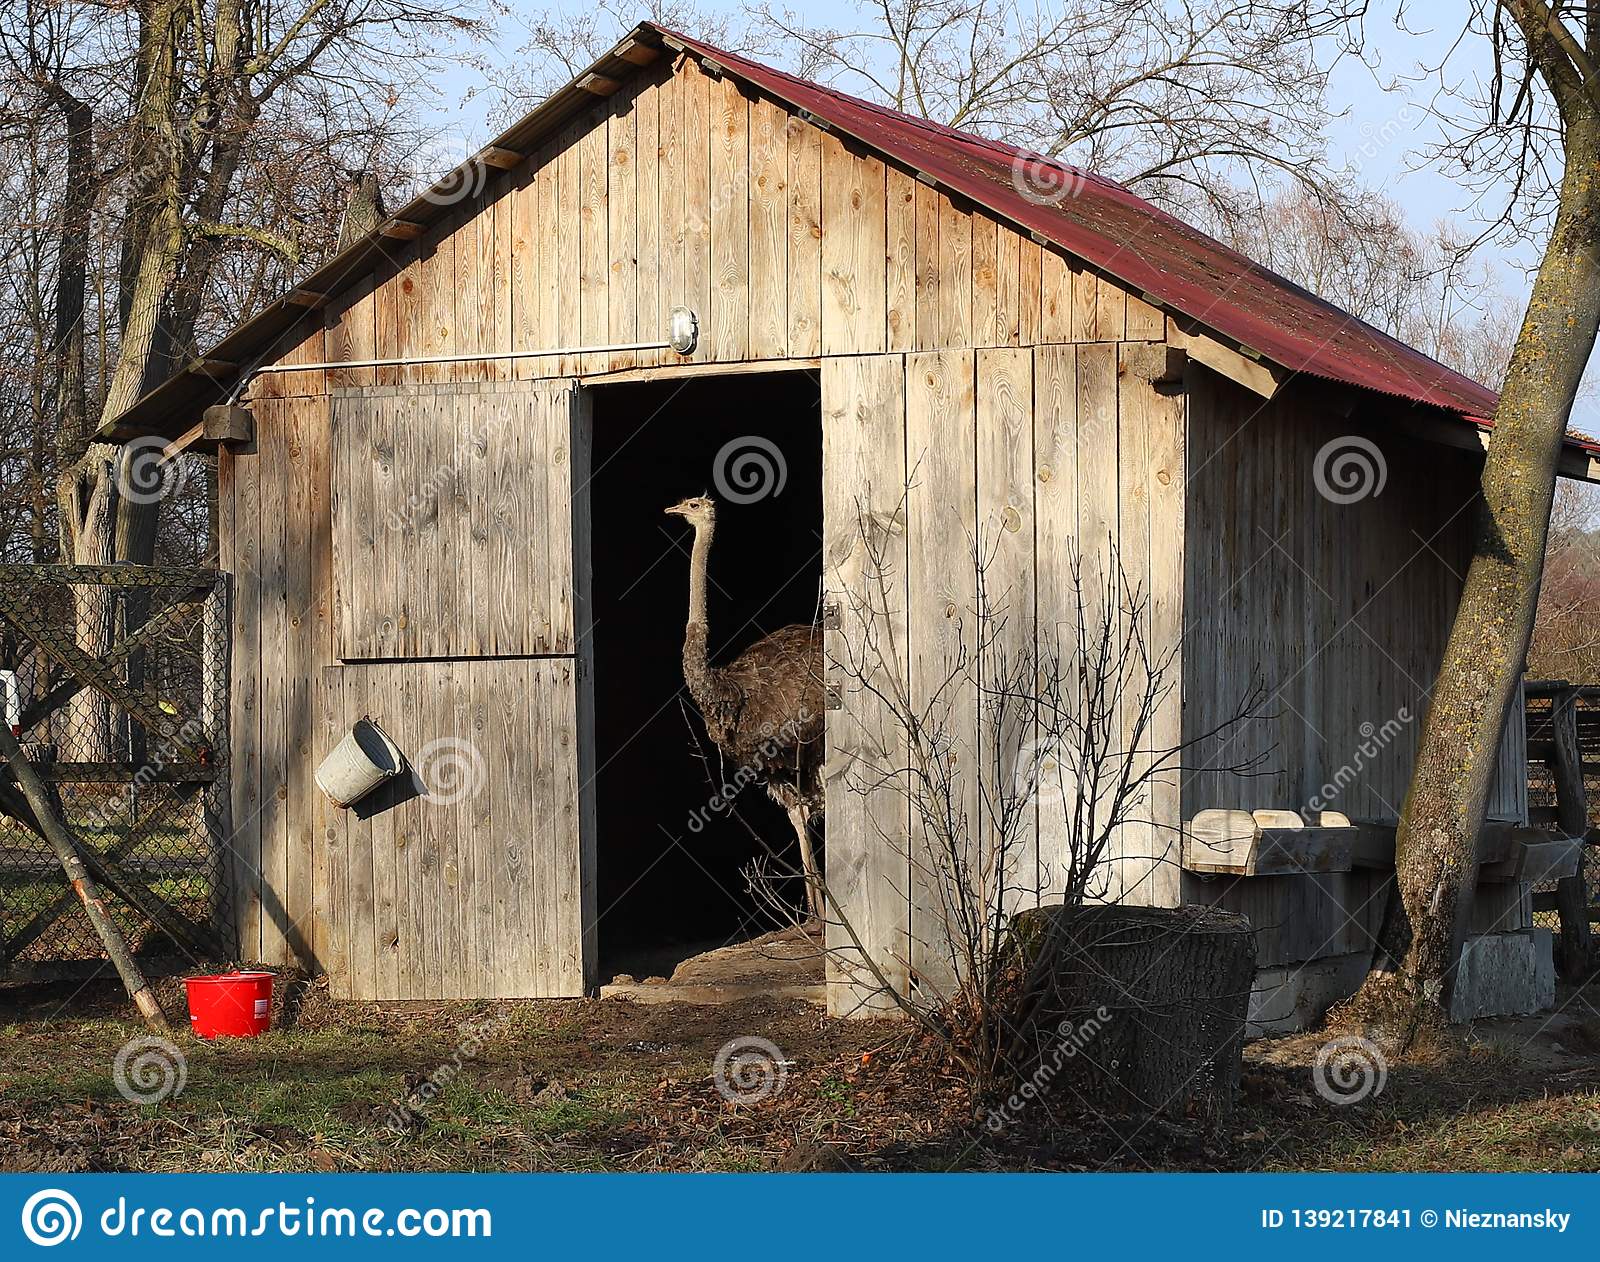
[423,1,1598,432]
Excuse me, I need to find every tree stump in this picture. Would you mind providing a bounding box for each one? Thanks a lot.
[1008,904,1256,1122]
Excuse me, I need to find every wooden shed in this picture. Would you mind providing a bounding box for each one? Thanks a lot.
[107,23,1600,1017]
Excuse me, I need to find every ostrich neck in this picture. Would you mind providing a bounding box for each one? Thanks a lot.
[682,519,721,709]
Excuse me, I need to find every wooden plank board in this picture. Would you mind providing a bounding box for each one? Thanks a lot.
[1032,344,1078,899]
[976,348,1035,908]
[822,354,911,1015]
[885,168,916,353]
[341,664,375,996]
[282,397,317,968]
[607,91,639,370]
[1017,238,1042,345]
[937,191,971,348]
[971,216,997,348]
[314,665,348,987]
[1041,252,1072,343]
[748,95,789,359]
[913,180,939,351]
[221,447,262,961]
[256,401,290,965]
[906,348,977,1003]
[1144,350,1185,906]
[634,77,663,358]
[787,116,823,357]
[680,59,713,362]
[709,74,749,362]
[578,114,610,376]
[995,226,1021,346]
[658,67,686,362]
[821,136,886,355]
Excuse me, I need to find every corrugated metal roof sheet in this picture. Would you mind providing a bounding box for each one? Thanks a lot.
[105,20,1599,465]
[663,27,1504,422]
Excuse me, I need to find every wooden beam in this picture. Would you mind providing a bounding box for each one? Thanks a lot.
[577,72,621,96]
[286,289,326,307]
[479,146,521,170]
[379,219,424,241]
[162,420,206,461]
[1169,319,1285,399]
[614,37,660,65]
[202,403,254,447]
[0,722,170,1031]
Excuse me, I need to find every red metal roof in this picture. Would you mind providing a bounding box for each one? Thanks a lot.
[659,26,1506,427]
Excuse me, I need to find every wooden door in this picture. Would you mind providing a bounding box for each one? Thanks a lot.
[320,381,596,999]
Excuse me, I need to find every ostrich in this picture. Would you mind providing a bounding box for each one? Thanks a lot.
[663,493,827,922]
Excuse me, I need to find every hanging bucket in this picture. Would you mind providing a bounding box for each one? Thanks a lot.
[185,970,274,1039]
[315,716,403,808]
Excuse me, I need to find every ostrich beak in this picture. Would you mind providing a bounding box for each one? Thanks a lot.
[663,502,688,517]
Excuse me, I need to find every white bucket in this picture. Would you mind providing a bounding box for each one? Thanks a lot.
[315,716,403,808]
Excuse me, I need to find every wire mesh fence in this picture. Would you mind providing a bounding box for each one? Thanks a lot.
[1526,686,1599,933]
[0,565,232,979]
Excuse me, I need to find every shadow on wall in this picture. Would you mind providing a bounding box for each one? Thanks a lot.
[587,373,823,957]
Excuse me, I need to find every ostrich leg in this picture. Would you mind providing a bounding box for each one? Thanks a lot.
[786,803,825,924]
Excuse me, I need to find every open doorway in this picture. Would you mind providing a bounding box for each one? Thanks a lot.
[586,371,824,981]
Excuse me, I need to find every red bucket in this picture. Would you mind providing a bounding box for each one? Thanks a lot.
[185,970,274,1039]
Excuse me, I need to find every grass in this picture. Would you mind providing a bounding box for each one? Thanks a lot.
[2,978,1598,1172]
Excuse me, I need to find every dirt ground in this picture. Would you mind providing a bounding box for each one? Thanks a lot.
[3,968,1599,1173]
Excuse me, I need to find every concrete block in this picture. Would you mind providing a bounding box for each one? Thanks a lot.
[1449,929,1556,1022]
[1247,951,1369,1036]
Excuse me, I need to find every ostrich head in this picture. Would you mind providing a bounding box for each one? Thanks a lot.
[663,493,716,528]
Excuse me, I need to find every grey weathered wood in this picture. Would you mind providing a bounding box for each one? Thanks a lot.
[822,354,911,1015]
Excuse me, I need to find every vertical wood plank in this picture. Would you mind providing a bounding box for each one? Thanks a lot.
[510,160,539,380]
[1032,345,1079,897]
[1126,293,1165,340]
[1071,262,1099,342]
[971,216,997,347]
[937,192,971,347]
[681,59,712,362]
[256,402,289,965]
[223,448,262,961]
[709,75,750,362]
[913,181,940,350]
[608,91,638,369]
[579,114,609,375]
[1041,251,1072,343]
[994,226,1021,346]
[906,348,977,1002]
[1097,275,1128,340]
[976,348,1036,907]
[1017,238,1042,345]
[885,168,916,353]
[748,95,789,359]
[635,77,662,354]
[787,116,823,357]
[822,354,910,1015]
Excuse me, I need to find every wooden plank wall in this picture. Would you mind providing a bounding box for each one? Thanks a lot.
[1180,369,1506,825]
[223,383,593,998]
[822,343,1184,1013]
[249,56,1166,400]
[329,385,574,660]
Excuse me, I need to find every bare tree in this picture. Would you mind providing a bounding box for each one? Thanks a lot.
[1350,1,1600,1038]
[738,511,1262,1101]
[493,0,1369,231]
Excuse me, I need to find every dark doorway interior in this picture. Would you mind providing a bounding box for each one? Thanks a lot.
[587,371,823,975]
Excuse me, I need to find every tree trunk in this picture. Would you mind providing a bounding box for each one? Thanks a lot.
[1355,111,1600,1038]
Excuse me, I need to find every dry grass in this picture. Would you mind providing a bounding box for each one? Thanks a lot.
[2,975,1598,1172]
